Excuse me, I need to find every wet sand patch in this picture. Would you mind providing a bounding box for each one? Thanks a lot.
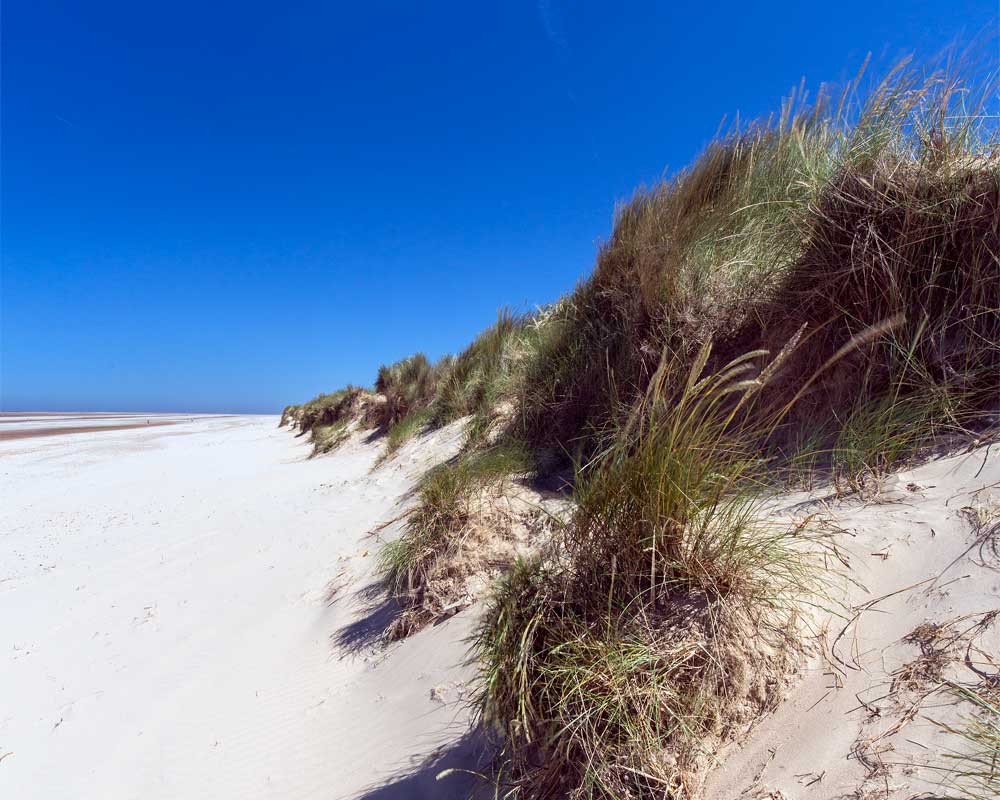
[0,421,177,441]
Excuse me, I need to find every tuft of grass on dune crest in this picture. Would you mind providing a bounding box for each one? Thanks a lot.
[279,404,301,428]
[287,387,371,455]
[374,352,444,430]
[432,309,540,440]
[296,387,365,434]
[514,61,999,477]
[312,310,552,463]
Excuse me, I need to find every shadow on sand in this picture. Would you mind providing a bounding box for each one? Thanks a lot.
[332,587,403,657]
[350,730,491,800]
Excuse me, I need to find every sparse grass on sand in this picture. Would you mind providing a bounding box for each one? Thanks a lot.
[929,684,1000,800]
[310,420,350,455]
[378,441,537,638]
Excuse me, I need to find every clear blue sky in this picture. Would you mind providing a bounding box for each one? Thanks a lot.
[2,2,996,413]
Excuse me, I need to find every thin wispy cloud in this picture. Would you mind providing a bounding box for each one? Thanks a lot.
[537,0,570,63]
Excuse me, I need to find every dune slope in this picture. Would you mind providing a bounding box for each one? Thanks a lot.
[706,444,1000,800]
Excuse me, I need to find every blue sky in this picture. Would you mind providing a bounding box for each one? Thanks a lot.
[2,1,996,413]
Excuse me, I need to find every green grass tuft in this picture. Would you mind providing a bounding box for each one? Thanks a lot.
[474,348,822,798]
[384,408,435,456]
[934,684,1000,800]
[310,420,350,455]
[377,440,538,635]
[378,459,475,598]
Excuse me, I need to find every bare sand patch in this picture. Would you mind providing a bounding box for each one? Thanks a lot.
[0,415,477,800]
[705,444,1000,800]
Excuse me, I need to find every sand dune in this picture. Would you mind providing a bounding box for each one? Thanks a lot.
[0,415,477,799]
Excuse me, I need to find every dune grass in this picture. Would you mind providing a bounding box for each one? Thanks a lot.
[432,309,544,441]
[279,404,300,428]
[283,387,369,455]
[384,407,435,456]
[296,387,364,434]
[475,346,821,797]
[310,420,350,455]
[379,461,476,598]
[470,62,997,797]
[933,684,1000,800]
[513,63,998,477]
[283,57,998,799]
[374,352,444,430]
[284,309,550,461]
[378,442,535,597]
[377,440,536,636]
[832,387,944,486]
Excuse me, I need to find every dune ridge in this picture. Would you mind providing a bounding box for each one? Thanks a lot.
[281,59,998,799]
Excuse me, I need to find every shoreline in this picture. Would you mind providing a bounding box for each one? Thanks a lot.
[0,420,179,440]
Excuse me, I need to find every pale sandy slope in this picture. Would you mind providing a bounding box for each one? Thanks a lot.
[0,415,480,800]
[705,444,1000,800]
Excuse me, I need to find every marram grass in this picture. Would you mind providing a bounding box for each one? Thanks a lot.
[282,58,998,799]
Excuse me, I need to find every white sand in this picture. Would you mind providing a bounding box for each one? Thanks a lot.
[706,444,1000,799]
[5,414,995,800]
[0,415,479,799]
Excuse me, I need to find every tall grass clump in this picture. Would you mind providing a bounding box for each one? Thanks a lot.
[379,460,477,599]
[279,404,301,428]
[310,420,351,455]
[831,385,947,484]
[431,308,554,446]
[384,407,436,456]
[514,62,999,477]
[297,386,365,434]
[477,346,819,798]
[374,353,444,430]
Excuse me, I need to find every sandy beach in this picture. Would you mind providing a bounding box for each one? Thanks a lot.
[0,415,478,799]
[3,412,997,799]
